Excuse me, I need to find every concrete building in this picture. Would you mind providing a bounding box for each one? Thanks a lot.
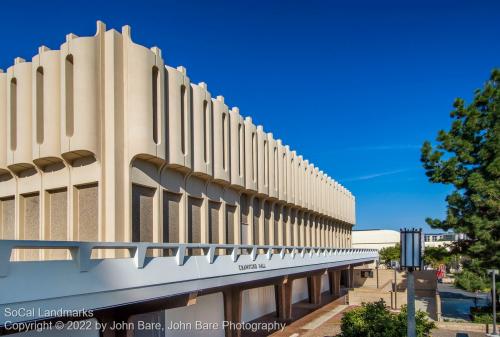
[352,229,400,250]
[424,232,467,248]
[0,22,355,256]
[0,22,377,337]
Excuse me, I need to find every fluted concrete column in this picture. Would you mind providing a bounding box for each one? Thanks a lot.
[180,178,189,244]
[269,201,276,245]
[201,191,209,244]
[235,192,242,245]
[328,220,333,248]
[305,213,311,246]
[321,219,325,247]
[248,195,255,245]
[336,222,340,247]
[318,219,323,247]
[286,207,292,246]
[291,208,298,246]
[342,223,346,248]
[277,204,284,245]
[301,213,306,246]
[258,198,265,245]
[310,216,315,246]
[317,218,321,246]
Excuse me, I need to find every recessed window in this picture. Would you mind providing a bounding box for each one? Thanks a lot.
[274,148,278,191]
[10,78,17,151]
[264,140,268,186]
[238,124,244,177]
[283,153,287,192]
[65,55,74,137]
[203,100,208,163]
[252,132,257,182]
[222,113,227,170]
[180,85,186,154]
[152,66,159,144]
[36,67,44,144]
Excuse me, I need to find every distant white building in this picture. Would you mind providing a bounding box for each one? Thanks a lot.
[424,232,467,248]
[424,232,466,242]
[352,229,400,250]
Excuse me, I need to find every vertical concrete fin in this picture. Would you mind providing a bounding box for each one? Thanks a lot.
[95,20,106,35]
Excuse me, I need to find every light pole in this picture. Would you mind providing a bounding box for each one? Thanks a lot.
[400,228,423,337]
[391,259,399,309]
[487,269,499,337]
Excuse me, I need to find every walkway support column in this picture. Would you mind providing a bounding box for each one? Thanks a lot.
[223,287,243,337]
[275,277,293,320]
[347,265,354,288]
[328,269,341,298]
[307,273,322,305]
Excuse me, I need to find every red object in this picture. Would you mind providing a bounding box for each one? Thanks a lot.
[436,264,446,279]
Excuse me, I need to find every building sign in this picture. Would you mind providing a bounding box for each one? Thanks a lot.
[238,263,267,271]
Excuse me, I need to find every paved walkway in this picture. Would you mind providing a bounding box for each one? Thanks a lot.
[242,292,350,337]
[432,330,485,337]
[243,286,491,337]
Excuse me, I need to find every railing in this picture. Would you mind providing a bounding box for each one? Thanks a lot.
[0,240,377,326]
[0,239,377,277]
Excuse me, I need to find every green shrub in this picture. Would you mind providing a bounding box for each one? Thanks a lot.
[454,270,490,292]
[337,300,435,337]
[379,245,400,266]
[471,306,500,324]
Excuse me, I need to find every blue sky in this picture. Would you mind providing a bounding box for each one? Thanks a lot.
[1,1,498,233]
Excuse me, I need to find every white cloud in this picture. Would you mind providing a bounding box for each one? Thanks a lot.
[344,168,413,182]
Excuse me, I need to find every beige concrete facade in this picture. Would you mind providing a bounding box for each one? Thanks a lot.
[0,22,355,259]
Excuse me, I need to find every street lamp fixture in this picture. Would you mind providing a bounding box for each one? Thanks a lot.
[400,228,423,337]
[400,228,423,271]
